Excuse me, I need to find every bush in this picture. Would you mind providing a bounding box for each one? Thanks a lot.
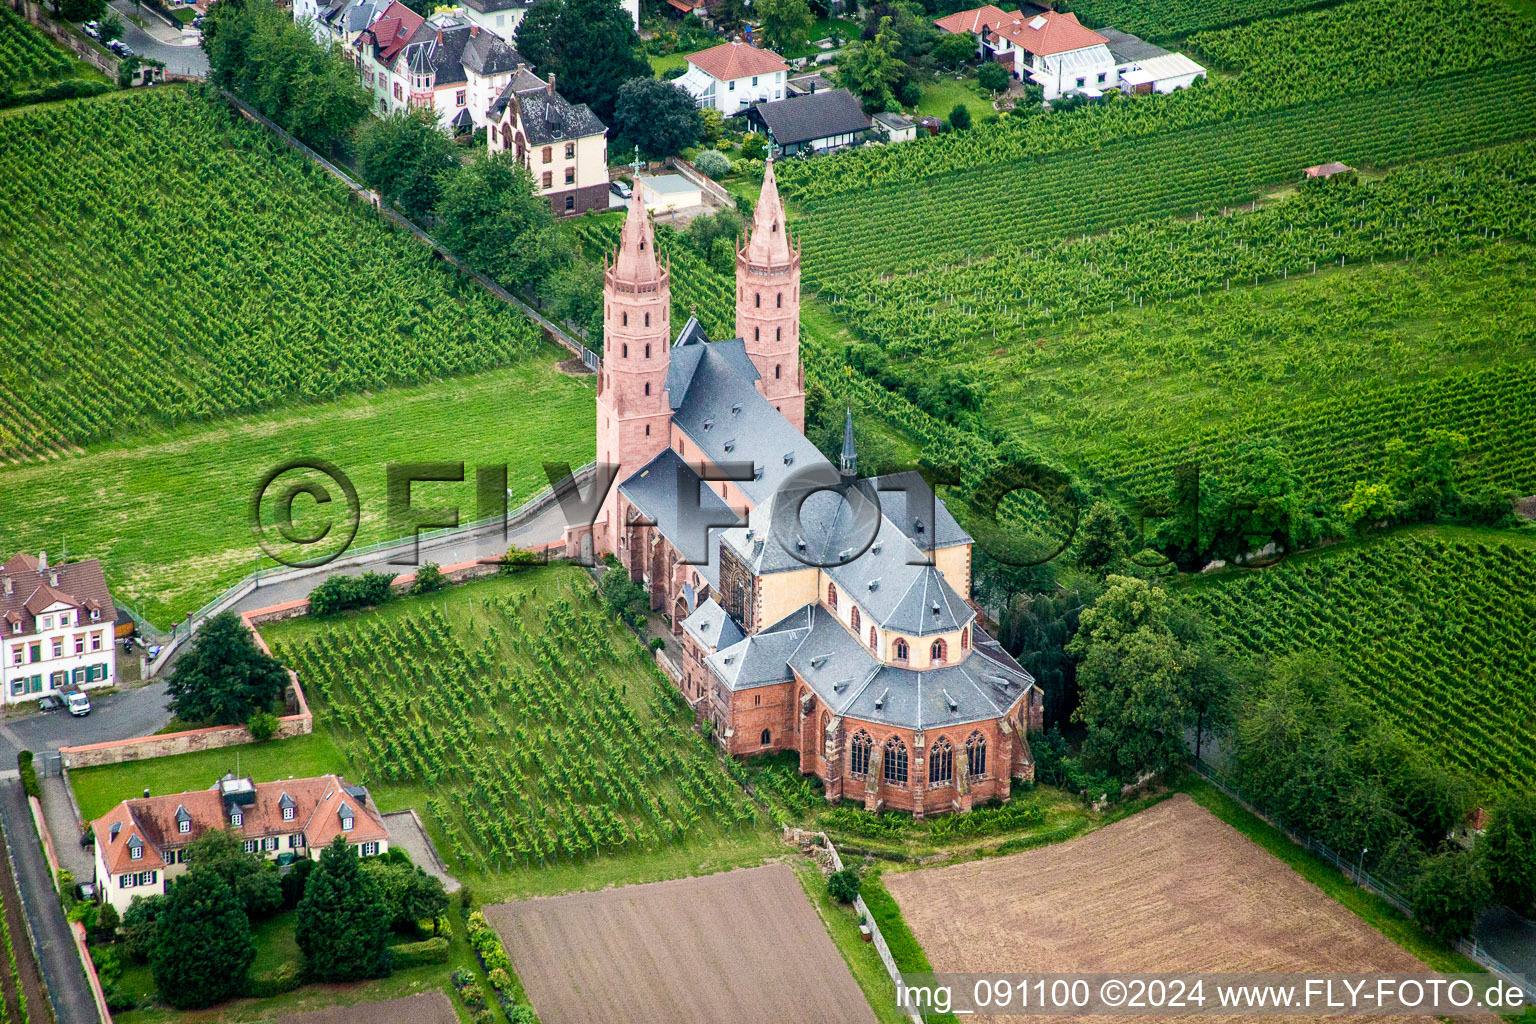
[827,867,861,904]
[246,710,279,741]
[977,62,1009,93]
[1411,849,1490,943]
[122,894,166,963]
[90,901,121,944]
[507,1007,539,1024]
[500,547,543,574]
[390,936,451,967]
[17,751,38,799]
[309,571,397,615]
[949,103,972,130]
[693,148,732,178]
[897,80,921,107]
[411,562,448,594]
[281,857,315,910]
[0,79,114,112]
[648,637,665,651]
[740,132,767,159]
[488,967,513,990]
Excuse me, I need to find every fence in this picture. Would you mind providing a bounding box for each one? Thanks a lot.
[213,89,601,369]
[1192,759,1536,1000]
[139,458,594,675]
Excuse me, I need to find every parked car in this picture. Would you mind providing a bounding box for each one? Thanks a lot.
[610,180,633,199]
[66,691,91,716]
[108,39,133,56]
[36,694,62,713]
[74,881,97,901]
[82,22,100,37]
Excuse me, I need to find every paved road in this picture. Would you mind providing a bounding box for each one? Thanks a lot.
[0,780,101,1024]
[226,500,567,616]
[0,682,171,764]
[104,0,208,76]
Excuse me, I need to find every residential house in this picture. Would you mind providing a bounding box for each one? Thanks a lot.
[1098,27,1206,92]
[676,41,789,114]
[936,6,1117,99]
[294,0,387,49]
[785,72,833,97]
[360,10,522,134]
[92,774,390,913]
[744,88,870,156]
[488,67,609,215]
[1,552,115,706]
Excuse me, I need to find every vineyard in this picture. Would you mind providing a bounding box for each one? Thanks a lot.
[0,87,547,459]
[0,6,73,93]
[826,139,1536,352]
[1061,0,1332,39]
[791,59,1536,280]
[267,569,761,878]
[1184,532,1536,787]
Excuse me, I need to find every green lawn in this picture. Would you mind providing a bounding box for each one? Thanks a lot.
[794,862,906,1024]
[0,356,594,629]
[914,74,995,123]
[71,732,352,823]
[648,51,689,75]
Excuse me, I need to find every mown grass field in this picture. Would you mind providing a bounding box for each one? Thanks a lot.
[0,360,593,627]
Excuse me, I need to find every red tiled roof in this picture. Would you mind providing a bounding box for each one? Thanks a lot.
[0,553,116,637]
[685,41,788,81]
[991,10,1107,55]
[92,774,389,876]
[934,5,1017,35]
[367,1,424,63]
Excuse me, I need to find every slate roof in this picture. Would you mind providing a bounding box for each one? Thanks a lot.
[400,21,521,86]
[681,597,745,654]
[748,89,870,147]
[0,553,115,637]
[715,605,1034,729]
[488,71,607,143]
[1097,26,1168,64]
[93,774,388,876]
[866,471,973,551]
[617,447,740,588]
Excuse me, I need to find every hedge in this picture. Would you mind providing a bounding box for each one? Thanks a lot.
[390,936,450,968]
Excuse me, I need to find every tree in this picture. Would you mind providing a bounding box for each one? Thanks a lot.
[862,1,937,63]
[121,894,166,964]
[356,110,460,221]
[827,867,861,903]
[55,0,106,22]
[758,0,814,54]
[693,148,732,178]
[600,565,649,626]
[1075,501,1126,572]
[150,871,256,1009]
[613,78,701,158]
[1066,576,1202,777]
[740,132,768,160]
[977,60,1009,93]
[1481,792,1536,917]
[90,901,120,945]
[434,151,564,292]
[185,829,283,919]
[837,16,905,112]
[1411,849,1490,944]
[296,837,392,981]
[515,0,649,123]
[411,561,448,594]
[930,31,976,68]
[308,570,397,615]
[362,860,451,933]
[166,612,288,726]
[1340,480,1397,536]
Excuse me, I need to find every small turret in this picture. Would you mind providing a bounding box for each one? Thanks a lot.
[839,409,857,476]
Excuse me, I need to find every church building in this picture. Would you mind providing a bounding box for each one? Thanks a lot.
[564,165,1043,817]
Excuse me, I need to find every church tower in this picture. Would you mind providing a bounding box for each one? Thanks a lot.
[736,158,804,431]
[594,190,672,555]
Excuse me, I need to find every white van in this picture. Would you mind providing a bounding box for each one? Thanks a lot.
[66,691,91,717]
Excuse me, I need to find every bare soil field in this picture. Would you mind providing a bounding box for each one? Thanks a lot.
[0,824,47,1022]
[486,863,878,1024]
[275,991,458,1024]
[886,794,1435,1023]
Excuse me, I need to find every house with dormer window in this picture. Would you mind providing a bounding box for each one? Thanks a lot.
[1,552,116,706]
[91,773,389,912]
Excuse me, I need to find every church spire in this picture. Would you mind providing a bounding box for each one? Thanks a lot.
[743,156,793,266]
[612,188,662,284]
[839,409,857,476]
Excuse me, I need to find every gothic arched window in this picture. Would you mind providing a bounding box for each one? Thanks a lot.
[929,737,954,786]
[850,606,860,632]
[644,382,651,396]
[961,626,970,649]
[827,583,838,610]
[883,737,908,786]
[644,312,650,327]
[967,732,988,778]
[777,293,783,308]
[760,728,771,746]
[755,327,760,341]
[755,292,761,308]
[622,312,628,327]
[850,731,872,777]
[894,637,910,661]
[869,625,878,651]
[776,327,781,341]
[775,364,782,379]
[645,343,651,358]
[622,343,628,357]
[931,638,947,664]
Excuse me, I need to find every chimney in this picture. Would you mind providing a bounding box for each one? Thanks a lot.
[434,28,442,44]
[37,550,46,574]
[469,23,478,35]
[48,570,58,587]
[546,72,555,96]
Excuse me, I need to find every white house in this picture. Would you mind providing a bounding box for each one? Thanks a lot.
[1119,52,1207,93]
[92,774,390,914]
[1,552,115,706]
[936,6,1118,99]
[488,67,610,215]
[360,9,524,134]
[871,110,916,143]
[676,41,789,114]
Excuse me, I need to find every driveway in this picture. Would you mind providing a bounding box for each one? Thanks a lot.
[0,780,101,1024]
[104,0,208,76]
[0,682,171,764]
